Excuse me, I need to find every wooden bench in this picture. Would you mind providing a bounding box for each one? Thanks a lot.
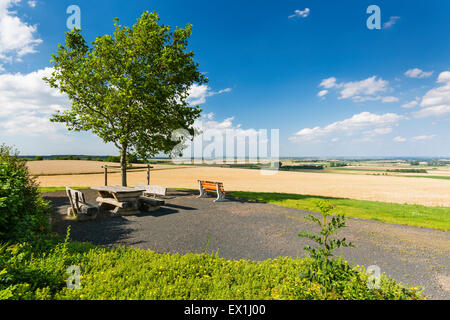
[66,187,98,220]
[197,180,228,202]
[134,184,166,212]
[135,184,167,198]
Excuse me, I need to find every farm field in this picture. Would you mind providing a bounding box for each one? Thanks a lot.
[31,160,450,207]
[26,160,184,175]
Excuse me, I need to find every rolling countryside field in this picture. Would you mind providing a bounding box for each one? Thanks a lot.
[30,160,450,207]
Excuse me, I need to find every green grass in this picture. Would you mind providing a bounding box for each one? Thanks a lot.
[228,191,450,231]
[38,186,91,193]
[0,238,424,300]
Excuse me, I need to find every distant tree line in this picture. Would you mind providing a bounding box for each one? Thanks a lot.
[386,169,428,173]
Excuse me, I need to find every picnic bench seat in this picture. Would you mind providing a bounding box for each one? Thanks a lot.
[132,184,166,212]
[197,180,228,202]
[135,184,167,198]
[66,187,98,220]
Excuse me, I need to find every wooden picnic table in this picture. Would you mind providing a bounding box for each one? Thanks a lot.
[91,186,146,216]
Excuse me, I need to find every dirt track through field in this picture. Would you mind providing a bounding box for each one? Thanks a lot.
[35,162,450,207]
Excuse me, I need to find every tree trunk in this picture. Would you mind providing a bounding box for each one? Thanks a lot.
[120,145,127,187]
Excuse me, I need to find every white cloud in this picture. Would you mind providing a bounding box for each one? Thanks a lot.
[339,76,389,100]
[27,0,36,8]
[187,84,231,105]
[0,0,42,65]
[405,68,433,79]
[290,111,405,142]
[364,127,393,136]
[380,96,399,103]
[0,67,69,135]
[411,135,436,141]
[317,90,328,97]
[288,8,310,19]
[383,16,400,29]
[437,71,450,83]
[413,70,450,118]
[413,105,450,118]
[401,98,419,109]
[319,77,337,89]
[319,76,396,102]
[393,136,406,142]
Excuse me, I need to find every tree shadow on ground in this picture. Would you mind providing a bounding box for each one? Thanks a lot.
[227,191,348,204]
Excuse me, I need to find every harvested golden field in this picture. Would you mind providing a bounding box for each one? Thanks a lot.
[33,161,450,207]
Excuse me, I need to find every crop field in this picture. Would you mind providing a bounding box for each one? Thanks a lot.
[31,160,450,207]
[26,160,183,175]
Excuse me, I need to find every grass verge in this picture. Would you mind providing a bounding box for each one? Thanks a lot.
[38,187,91,193]
[228,191,450,231]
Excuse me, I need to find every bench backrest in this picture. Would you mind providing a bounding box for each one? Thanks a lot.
[199,180,225,192]
[66,187,86,211]
[135,184,167,196]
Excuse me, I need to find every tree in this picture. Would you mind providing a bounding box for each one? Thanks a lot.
[44,11,207,186]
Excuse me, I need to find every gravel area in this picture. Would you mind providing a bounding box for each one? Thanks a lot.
[43,189,450,300]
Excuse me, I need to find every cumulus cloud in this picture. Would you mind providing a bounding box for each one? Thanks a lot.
[288,8,310,19]
[187,84,231,105]
[317,90,328,97]
[289,111,405,142]
[393,136,406,142]
[27,0,36,7]
[405,68,434,79]
[319,76,397,102]
[171,112,269,160]
[339,76,389,100]
[0,0,42,66]
[319,77,337,89]
[401,98,419,109]
[0,67,69,135]
[383,16,400,29]
[411,135,436,141]
[413,71,450,118]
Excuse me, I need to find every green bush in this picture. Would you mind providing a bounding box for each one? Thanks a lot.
[105,156,121,163]
[0,144,51,242]
[0,235,424,300]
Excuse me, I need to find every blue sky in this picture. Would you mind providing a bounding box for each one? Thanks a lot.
[0,0,449,157]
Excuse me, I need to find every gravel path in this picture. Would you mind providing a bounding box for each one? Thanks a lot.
[43,189,450,300]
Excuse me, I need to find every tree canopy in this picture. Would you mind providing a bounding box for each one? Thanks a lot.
[44,11,207,185]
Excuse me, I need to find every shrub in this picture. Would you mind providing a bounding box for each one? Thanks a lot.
[298,200,357,296]
[105,156,121,163]
[0,144,51,242]
[34,156,44,161]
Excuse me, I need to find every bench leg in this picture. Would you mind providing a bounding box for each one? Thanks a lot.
[197,181,208,198]
[213,183,228,202]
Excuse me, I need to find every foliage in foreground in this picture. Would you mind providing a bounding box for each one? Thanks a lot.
[0,233,424,300]
[0,144,51,242]
[228,191,450,231]
[297,200,358,295]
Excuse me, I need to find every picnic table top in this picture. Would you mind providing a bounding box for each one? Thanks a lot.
[91,186,146,193]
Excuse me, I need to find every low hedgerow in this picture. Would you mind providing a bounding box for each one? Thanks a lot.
[0,229,424,300]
